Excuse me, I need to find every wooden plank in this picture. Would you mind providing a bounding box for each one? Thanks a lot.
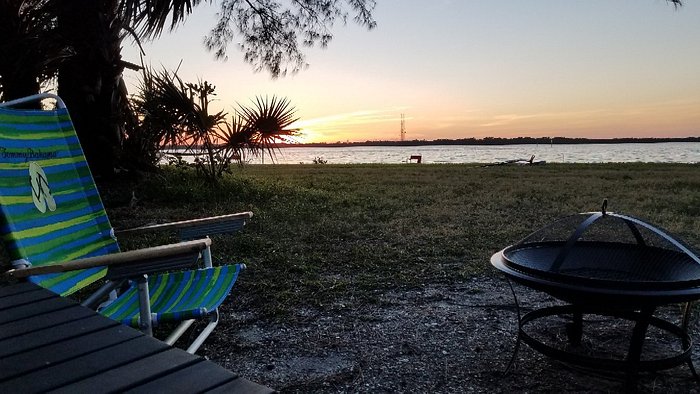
[0,304,94,340]
[0,296,75,325]
[0,282,41,298]
[0,314,119,358]
[206,378,277,394]
[0,336,170,392]
[0,287,55,311]
[51,349,200,393]
[123,361,238,393]
[0,324,142,381]
[0,282,272,394]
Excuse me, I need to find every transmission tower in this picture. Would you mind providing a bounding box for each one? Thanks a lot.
[400,113,406,141]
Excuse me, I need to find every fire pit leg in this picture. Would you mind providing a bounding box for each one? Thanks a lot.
[566,309,583,347]
[680,302,700,384]
[504,279,523,375]
[687,361,700,384]
[625,307,655,390]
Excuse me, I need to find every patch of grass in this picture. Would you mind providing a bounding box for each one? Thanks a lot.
[104,163,700,320]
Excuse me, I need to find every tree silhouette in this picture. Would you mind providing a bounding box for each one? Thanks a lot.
[0,0,70,102]
[65,0,376,176]
[124,0,377,77]
[0,0,686,175]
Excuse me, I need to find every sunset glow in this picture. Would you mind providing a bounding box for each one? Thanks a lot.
[123,1,700,143]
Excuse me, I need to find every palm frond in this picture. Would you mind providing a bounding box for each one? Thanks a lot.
[237,95,300,161]
[119,0,203,39]
[0,0,71,100]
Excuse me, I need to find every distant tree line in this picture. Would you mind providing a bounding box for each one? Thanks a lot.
[286,136,700,148]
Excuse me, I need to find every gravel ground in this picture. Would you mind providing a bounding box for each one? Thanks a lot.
[199,275,700,393]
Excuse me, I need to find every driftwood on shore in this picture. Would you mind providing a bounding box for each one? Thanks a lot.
[481,154,546,167]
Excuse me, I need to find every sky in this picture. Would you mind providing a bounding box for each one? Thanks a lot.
[121,0,700,143]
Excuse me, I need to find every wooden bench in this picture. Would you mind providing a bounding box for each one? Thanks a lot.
[408,155,422,163]
[0,282,273,393]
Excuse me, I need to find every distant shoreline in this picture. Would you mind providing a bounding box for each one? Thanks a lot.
[279,136,700,148]
[161,137,700,151]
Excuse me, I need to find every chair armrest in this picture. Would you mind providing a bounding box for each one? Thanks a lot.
[0,93,66,109]
[5,238,212,279]
[115,211,253,240]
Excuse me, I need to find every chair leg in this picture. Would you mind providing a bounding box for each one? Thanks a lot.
[165,319,196,346]
[81,280,122,309]
[136,275,153,336]
[186,309,220,354]
[202,242,213,268]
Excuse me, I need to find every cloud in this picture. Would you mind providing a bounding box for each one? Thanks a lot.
[294,107,410,131]
[479,114,540,127]
[478,109,612,128]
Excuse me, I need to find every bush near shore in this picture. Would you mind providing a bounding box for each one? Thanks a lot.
[103,163,700,320]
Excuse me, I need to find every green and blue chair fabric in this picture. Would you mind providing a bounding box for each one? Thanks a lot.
[100,266,240,327]
[0,93,250,353]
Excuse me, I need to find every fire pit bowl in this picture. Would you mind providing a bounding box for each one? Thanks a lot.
[491,203,700,388]
[492,209,700,307]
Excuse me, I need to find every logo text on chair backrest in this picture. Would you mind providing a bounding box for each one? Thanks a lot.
[29,161,56,213]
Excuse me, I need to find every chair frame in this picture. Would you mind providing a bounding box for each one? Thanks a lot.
[1,94,252,353]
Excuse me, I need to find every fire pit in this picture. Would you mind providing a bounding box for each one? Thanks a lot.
[491,201,700,388]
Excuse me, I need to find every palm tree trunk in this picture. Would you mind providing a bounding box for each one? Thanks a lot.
[0,0,61,106]
[57,0,125,178]
[0,70,41,105]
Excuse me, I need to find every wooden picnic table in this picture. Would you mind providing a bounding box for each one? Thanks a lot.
[0,282,272,393]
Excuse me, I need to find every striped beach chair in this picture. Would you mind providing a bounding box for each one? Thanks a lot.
[0,93,251,353]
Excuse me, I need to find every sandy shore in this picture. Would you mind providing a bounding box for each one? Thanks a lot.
[203,274,700,393]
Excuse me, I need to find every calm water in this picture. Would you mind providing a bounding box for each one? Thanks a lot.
[267,143,700,164]
[164,143,700,165]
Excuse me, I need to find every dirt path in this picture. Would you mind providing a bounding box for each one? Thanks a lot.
[204,275,700,393]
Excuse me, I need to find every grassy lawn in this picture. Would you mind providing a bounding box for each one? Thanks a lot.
[103,163,700,319]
